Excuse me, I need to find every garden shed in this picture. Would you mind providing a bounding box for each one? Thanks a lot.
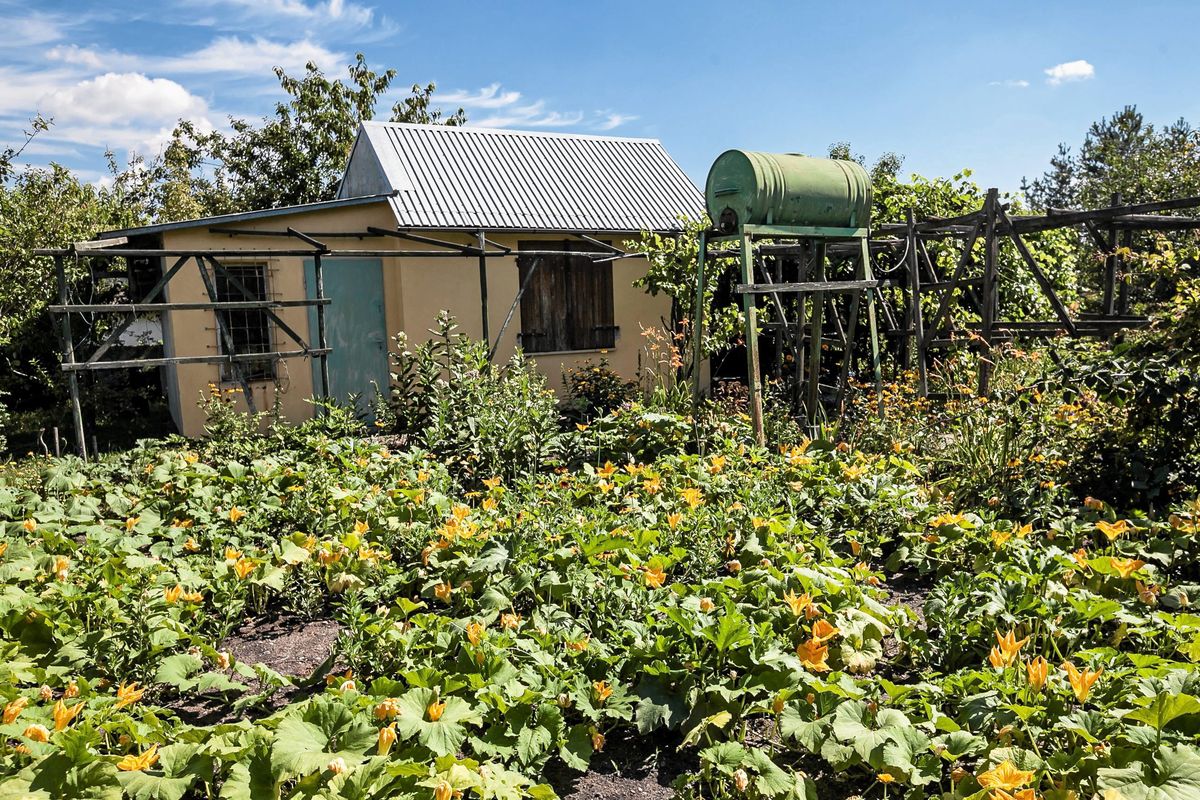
[95,122,705,437]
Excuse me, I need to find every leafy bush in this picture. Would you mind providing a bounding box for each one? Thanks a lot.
[560,358,636,423]
[389,312,563,484]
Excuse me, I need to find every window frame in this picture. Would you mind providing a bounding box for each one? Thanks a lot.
[213,262,276,383]
[515,240,617,354]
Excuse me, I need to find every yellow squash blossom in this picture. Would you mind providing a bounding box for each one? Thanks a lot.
[643,565,666,589]
[184,537,200,552]
[426,699,446,721]
[3,697,28,724]
[929,512,969,528]
[989,630,1031,668]
[500,612,521,630]
[678,487,704,509]
[1062,662,1102,702]
[1136,581,1160,606]
[53,699,83,730]
[1095,519,1130,541]
[53,556,70,581]
[1084,496,1105,511]
[164,585,183,604]
[566,637,589,652]
[590,729,605,752]
[182,590,203,603]
[989,789,1038,800]
[228,507,245,523]
[708,455,726,474]
[434,780,454,800]
[23,723,50,742]
[23,518,38,532]
[699,597,716,613]
[374,698,401,720]
[1072,549,1090,570]
[1015,523,1033,538]
[353,520,369,535]
[811,619,839,643]
[116,745,160,772]
[593,680,614,704]
[796,639,830,672]
[1026,656,1049,690]
[232,558,256,580]
[1109,557,1145,579]
[666,512,682,529]
[976,760,1035,790]
[482,476,502,490]
[377,724,397,755]
[124,517,140,531]
[782,590,813,618]
[466,621,485,646]
[596,461,616,479]
[224,547,242,562]
[991,530,1013,549]
[115,682,144,709]
[434,582,453,603]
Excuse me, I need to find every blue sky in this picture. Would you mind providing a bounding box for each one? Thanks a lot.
[2,0,1198,195]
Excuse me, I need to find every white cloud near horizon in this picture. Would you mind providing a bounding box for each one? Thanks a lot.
[1045,59,1095,85]
[47,36,345,77]
[989,79,1030,88]
[436,83,637,132]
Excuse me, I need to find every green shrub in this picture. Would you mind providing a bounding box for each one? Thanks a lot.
[389,312,563,484]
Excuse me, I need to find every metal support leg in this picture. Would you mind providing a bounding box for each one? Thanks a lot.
[805,243,826,423]
[690,230,708,407]
[477,230,490,344]
[313,253,330,404]
[860,238,883,415]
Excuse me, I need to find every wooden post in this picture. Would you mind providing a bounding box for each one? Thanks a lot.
[740,232,765,446]
[1102,192,1121,316]
[907,210,928,396]
[978,188,999,395]
[313,252,330,403]
[1117,228,1133,315]
[690,230,708,407]
[477,230,490,344]
[56,255,88,459]
[805,242,826,422]
[794,240,808,413]
[860,237,883,414]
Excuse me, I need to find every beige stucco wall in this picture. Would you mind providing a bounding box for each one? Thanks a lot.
[159,201,671,437]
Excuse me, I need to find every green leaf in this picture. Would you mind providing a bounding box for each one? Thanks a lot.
[393,688,481,757]
[559,725,593,772]
[1097,745,1200,800]
[1124,693,1200,732]
[154,654,203,688]
[699,742,748,775]
[743,748,795,798]
[0,754,122,800]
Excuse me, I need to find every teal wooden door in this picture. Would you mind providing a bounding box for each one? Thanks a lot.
[305,258,389,418]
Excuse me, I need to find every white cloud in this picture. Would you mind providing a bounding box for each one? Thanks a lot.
[437,84,637,131]
[4,10,70,46]
[437,83,523,109]
[989,79,1030,89]
[1044,60,1095,86]
[596,112,638,131]
[190,0,377,29]
[46,37,344,77]
[43,73,209,126]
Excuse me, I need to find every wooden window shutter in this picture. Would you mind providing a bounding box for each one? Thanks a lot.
[517,241,616,353]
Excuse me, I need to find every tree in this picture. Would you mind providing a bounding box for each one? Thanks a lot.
[1024,105,1200,210]
[153,54,466,217]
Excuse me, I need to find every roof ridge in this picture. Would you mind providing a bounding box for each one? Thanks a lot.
[360,120,662,145]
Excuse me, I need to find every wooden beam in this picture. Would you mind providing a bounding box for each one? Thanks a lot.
[735,279,878,294]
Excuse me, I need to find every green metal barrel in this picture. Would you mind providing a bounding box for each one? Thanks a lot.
[705,150,872,233]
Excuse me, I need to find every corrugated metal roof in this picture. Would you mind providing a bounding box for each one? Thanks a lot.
[345,122,705,232]
[99,193,396,238]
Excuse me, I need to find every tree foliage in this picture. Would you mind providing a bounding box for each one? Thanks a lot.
[149,54,466,217]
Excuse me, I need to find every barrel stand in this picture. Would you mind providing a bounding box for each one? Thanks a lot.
[691,223,883,446]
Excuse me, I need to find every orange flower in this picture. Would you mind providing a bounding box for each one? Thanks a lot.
[232,558,256,580]
[374,698,401,720]
[23,518,37,533]
[125,517,140,531]
[426,699,446,721]
[228,507,245,523]
[566,637,590,652]
[596,461,616,479]
[53,556,70,581]
[678,487,704,509]
[500,612,521,630]
[783,590,813,617]
[989,789,1038,800]
[434,582,453,603]
[1062,662,1102,703]
[182,590,203,603]
[593,680,614,704]
[708,455,726,474]
[590,728,605,752]
[224,547,242,562]
[434,780,454,800]
[1026,656,1048,690]
[643,564,666,589]
[116,745,159,772]
[1136,581,1160,606]
[977,760,1035,790]
[1095,519,1129,541]
[184,537,200,552]
[52,699,83,730]
[811,619,839,643]
[1109,557,1145,579]
[164,585,183,604]
[114,682,144,709]
[666,512,682,529]
[377,724,397,755]
[1084,496,1105,511]
[796,639,829,672]
[1072,549,1090,570]
[22,723,50,743]
[466,621,485,646]
[989,630,1030,668]
[3,697,28,724]
[698,598,715,613]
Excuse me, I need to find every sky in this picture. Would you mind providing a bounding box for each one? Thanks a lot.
[3,0,1199,195]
